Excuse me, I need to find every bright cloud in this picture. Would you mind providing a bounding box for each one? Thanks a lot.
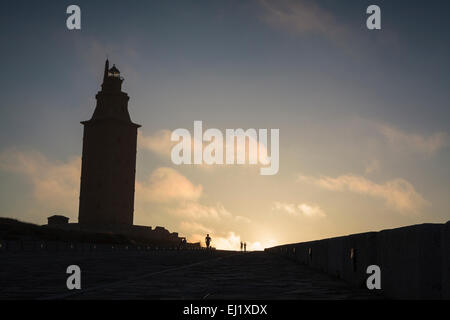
[189,231,277,251]
[210,231,242,250]
[139,127,273,168]
[378,124,448,155]
[169,201,232,220]
[272,202,326,218]
[247,240,278,251]
[299,174,429,214]
[0,149,81,217]
[138,130,174,157]
[136,167,203,203]
[179,221,212,234]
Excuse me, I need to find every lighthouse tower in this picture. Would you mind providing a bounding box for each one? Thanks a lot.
[78,60,141,227]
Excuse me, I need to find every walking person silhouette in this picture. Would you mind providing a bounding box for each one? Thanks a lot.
[244,242,247,252]
[205,234,211,249]
[240,241,243,252]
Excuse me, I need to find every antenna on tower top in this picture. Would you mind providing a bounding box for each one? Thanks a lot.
[103,58,110,83]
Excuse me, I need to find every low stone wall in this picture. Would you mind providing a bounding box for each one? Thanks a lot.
[265,222,450,299]
[0,240,206,253]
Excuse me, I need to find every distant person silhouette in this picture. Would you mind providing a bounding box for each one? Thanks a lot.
[205,234,211,249]
[240,241,243,252]
[244,242,247,252]
[179,238,187,250]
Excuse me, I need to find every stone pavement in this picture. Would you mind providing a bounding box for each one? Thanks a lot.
[0,250,381,299]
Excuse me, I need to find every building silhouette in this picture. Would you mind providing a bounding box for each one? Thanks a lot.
[47,215,69,226]
[43,60,189,246]
[78,60,141,227]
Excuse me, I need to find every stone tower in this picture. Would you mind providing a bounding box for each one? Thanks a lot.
[78,60,141,227]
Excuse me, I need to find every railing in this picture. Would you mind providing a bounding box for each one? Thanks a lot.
[0,240,212,253]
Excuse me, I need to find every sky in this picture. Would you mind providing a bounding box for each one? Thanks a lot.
[0,0,449,250]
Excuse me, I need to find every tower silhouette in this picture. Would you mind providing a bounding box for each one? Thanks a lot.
[78,60,141,227]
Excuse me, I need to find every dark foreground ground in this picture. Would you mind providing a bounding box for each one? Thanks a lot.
[0,250,381,300]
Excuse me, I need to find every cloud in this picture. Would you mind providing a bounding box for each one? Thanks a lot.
[0,149,81,216]
[136,167,234,221]
[140,127,274,169]
[138,130,175,157]
[212,232,242,250]
[272,202,326,218]
[259,0,349,43]
[247,240,278,251]
[169,201,232,220]
[0,150,205,217]
[378,124,448,155]
[133,163,246,250]
[299,174,429,214]
[136,167,203,203]
[179,221,212,234]
[298,203,326,218]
